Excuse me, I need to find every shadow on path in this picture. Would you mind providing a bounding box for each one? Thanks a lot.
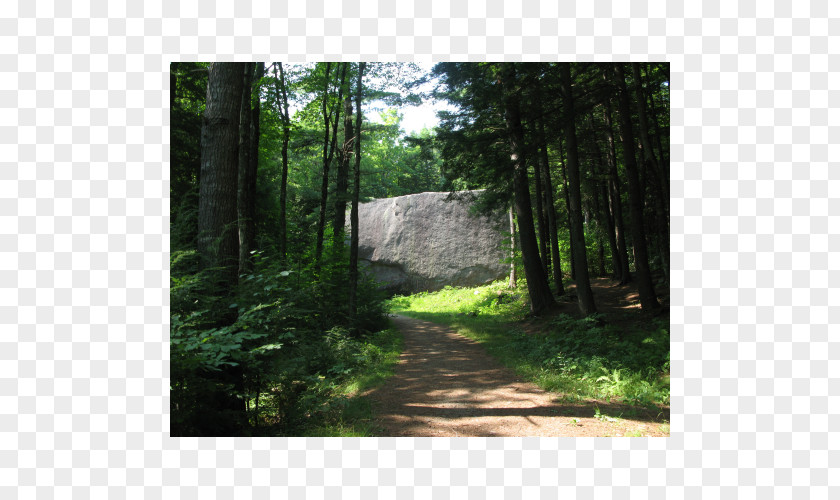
[364,314,668,437]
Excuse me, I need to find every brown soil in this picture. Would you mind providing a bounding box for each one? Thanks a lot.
[365,276,670,437]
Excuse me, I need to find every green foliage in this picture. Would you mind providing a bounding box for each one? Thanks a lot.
[170,245,395,436]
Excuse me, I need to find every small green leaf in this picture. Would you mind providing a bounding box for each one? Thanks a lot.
[229,303,238,308]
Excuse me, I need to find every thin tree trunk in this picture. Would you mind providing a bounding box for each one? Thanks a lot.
[237,63,254,276]
[349,62,365,322]
[559,63,596,316]
[239,63,261,275]
[333,93,353,242]
[632,63,669,281]
[501,63,554,315]
[274,63,291,265]
[592,191,606,276]
[558,142,575,281]
[601,181,621,280]
[603,93,631,284]
[509,206,517,289]
[613,62,660,312]
[532,150,550,279]
[533,83,564,295]
[315,62,333,266]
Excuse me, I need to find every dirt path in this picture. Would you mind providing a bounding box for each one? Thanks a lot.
[364,314,669,437]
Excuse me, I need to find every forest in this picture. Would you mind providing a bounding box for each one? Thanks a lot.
[170,62,670,437]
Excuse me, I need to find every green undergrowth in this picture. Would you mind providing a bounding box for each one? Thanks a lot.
[295,325,404,437]
[387,280,670,407]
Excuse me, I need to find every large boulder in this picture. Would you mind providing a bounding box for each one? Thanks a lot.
[349,191,508,294]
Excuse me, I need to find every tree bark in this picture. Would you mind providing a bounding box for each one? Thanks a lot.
[601,180,621,280]
[632,63,669,281]
[315,62,333,266]
[613,62,660,312]
[559,63,597,316]
[238,62,261,275]
[333,93,353,242]
[199,62,244,289]
[532,148,550,280]
[237,63,254,275]
[508,206,517,289]
[558,141,576,282]
[603,94,632,284]
[349,63,365,322]
[198,62,247,429]
[273,63,291,265]
[533,84,564,295]
[501,63,555,315]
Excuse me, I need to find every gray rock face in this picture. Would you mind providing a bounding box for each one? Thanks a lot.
[349,191,508,294]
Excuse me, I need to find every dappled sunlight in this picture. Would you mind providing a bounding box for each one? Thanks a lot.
[366,313,669,437]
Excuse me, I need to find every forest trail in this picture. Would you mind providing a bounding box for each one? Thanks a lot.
[365,314,668,437]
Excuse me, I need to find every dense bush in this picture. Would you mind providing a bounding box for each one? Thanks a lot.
[170,249,391,436]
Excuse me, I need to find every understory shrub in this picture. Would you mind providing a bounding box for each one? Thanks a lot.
[171,249,392,436]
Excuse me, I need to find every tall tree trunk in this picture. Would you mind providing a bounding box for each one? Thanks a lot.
[239,62,261,275]
[632,63,669,281]
[501,63,555,315]
[333,93,353,242]
[198,62,247,431]
[601,180,621,280]
[558,141,575,281]
[592,192,606,276]
[613,62,660,312]
[533,83,564,295]
[603,95,631,284]
[349,63,365,323]
[237,63,254,275]
[199,62,244,292]
[508,206,517,289]
[532,150,550,279]
[315,62,333,267]
[559,63,597,316]
[273,63,291,265]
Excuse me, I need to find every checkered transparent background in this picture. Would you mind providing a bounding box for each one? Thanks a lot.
[2,0,838,497]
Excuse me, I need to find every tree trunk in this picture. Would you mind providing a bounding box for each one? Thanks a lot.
[508,206,517,289]
[349,63,365,322]
[315,62,333,266]
[632,63,669,281]
[613,62,660,312]
[274,63,291,265]
[533,85,564,295]
[558,141,576,282]
[601,180,621,280]
[603,94,632,284]
[200,62,244,289]
[237,63,254,275]
[198,62,247,431]
[501,63,555,315]
[532,148,550,279]
[592,190,606,277]
[559,63,597,316]
[333,93,353,242]
[238,62,261,275]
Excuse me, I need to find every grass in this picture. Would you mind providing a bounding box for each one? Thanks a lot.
[263,325,403,437]
[305,325,403,436]
[387,279,670,408]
